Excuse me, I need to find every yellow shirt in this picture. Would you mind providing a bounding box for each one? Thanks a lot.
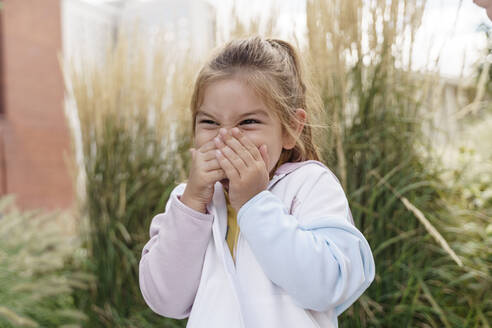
[224,190,240,264]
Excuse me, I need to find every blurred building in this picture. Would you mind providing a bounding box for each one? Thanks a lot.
[0,0,71,212]
[62,0,216,64]
[0,0,216,212]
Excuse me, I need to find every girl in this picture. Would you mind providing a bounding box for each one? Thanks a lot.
[139,36,375,328]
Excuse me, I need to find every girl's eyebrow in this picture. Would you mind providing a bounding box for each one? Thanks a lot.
[196,108,270,119]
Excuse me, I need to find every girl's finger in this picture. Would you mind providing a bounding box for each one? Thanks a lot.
[205,168,227,183]
[202,158,222,171]
[259,144,269,169]
[230,128,262,162]
[201,149,219,161]
[217,133,255,167]
[218,144,247,174]
[216,149,240,180]
[199,139,217,153]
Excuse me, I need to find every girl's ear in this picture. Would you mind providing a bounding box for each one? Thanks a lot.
[283,108,306,150]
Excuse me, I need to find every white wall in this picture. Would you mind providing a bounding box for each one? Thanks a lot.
[61,0,216,64]
[119,0,216,57]
[61,0,119,66]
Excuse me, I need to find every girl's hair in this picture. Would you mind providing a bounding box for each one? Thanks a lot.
[190,36,325,171]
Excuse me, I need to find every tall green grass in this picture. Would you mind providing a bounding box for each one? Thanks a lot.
[62,31,195,327]
[304,0,491,326]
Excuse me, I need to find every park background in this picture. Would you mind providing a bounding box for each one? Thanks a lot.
[0,0,491,327]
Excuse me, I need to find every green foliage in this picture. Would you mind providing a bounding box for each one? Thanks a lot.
[74,114,188,328]
[0,195,90,327]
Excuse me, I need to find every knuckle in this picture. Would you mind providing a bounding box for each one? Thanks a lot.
[249,147,260,157]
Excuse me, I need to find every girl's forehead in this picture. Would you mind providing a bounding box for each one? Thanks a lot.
[196,77,280,120]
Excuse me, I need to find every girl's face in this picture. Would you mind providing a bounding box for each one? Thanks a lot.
[195,78,290,174]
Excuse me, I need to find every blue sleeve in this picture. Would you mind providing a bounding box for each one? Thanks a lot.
[237,177,375,315]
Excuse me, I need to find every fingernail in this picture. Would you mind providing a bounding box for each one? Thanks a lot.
[219,128,227,136]
[232,127,240,134]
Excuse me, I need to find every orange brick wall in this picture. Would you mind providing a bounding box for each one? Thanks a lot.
[0,0,75,211]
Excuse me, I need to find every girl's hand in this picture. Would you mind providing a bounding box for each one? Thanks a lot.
[214,127,270,211]
[181,139,227,213]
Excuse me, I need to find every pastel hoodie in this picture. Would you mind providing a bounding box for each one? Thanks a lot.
[139,160,375,328]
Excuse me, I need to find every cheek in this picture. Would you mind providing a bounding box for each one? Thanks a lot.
[241,131,264,150]
[242,131,281,156]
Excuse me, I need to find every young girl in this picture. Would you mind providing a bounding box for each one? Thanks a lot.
[139,36,375,328]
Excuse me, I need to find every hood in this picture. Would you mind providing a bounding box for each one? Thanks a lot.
[266,160,328,191]
[273,160,328,176]
[271,160,354,225]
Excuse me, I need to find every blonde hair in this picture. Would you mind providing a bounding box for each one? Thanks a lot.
[190,36,325,172]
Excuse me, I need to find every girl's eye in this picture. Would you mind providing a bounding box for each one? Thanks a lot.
[240,119,260,125]
[200,120,218,125]
[199,119,259,126]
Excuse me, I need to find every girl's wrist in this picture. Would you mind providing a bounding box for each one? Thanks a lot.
[180,190,207,214]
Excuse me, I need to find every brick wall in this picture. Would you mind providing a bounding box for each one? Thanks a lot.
[0,0,74,211]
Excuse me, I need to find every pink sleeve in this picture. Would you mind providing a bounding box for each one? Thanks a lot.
[139,185,214,319]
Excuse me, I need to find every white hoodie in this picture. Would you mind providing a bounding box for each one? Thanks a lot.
[139,160,375,328]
